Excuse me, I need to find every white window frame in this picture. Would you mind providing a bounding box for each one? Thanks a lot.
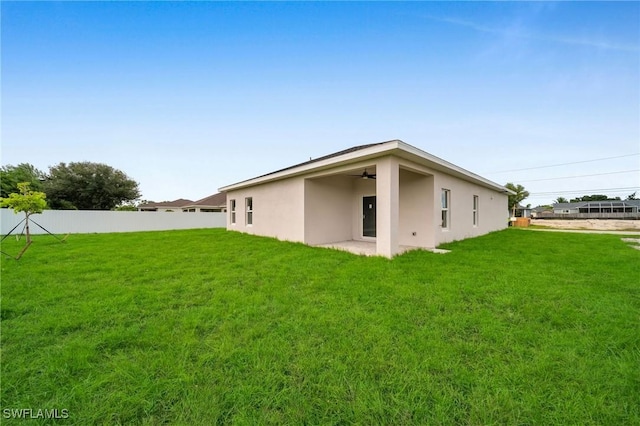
[246,197,253,226]
[441,189,450,229]
[473,195,479,227]
[230,199,236,224]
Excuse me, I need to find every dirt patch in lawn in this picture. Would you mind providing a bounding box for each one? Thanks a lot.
[530,219,640,231]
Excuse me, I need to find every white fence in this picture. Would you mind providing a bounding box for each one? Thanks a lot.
[1,209,226,235]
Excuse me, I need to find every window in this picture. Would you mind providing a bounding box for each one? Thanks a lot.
[230,199,236,224]
[441,189,450,229]
[473,195,479,226]
[246,197,253,225]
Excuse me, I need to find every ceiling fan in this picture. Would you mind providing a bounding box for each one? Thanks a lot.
[350,169,376,180]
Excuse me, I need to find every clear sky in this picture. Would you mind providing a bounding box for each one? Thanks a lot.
[2,1,639,207]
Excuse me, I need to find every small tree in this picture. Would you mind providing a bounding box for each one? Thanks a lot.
[555,197,569,204]
[505,183,530,217]
[0,182,47,244]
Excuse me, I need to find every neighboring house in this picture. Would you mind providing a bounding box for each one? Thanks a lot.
[531,206,552,218]
[138,199,193,212]
[548,200,640,219]
[219,140,512,257]
[512,204,532,218]
[182,192,227,212]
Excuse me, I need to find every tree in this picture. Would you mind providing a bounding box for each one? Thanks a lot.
[0,163,45,198]
[505,183,529,217]
[116,199,153,211]
[554,197,569,204]
[115,204,138,211]
[570,194,620,202]
[44,162,141,210]
[0,182,47,244]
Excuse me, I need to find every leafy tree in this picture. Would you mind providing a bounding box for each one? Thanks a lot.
[505,183,530,216]
[115,204,138,211]
[0,182,47,244]
[0,163,45,198]
[554,197,569,204]
[44,162,140,210]
[570,194,620,202]
[116,199,153,211]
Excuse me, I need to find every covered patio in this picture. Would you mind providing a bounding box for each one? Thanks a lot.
[303,158,436,257]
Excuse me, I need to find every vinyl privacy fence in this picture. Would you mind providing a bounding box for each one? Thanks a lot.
[1,209,226,235]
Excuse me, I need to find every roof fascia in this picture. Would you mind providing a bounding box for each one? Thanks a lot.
[393,141,513,194]
[219,141,401,191]
[220,140,513,194]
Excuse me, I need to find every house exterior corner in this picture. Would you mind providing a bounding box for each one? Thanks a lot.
[220,140,511,257]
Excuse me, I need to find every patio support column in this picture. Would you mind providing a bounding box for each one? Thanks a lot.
[376,156,400,257]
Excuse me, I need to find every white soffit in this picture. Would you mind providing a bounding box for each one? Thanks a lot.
[219,140,511,194]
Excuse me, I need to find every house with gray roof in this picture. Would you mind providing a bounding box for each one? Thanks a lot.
[138,199,193,212]
[219,140,513,257]
[548,200,640,219]
[182,193,227,213]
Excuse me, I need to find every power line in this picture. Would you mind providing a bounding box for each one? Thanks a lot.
[530,186,639,196]
[517,169,639,183]
[484,153,640,174]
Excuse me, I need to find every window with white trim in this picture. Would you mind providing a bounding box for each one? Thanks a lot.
[473,195,479,226]
[441,189,450,229]
[246,197,253,225]
[230,199,236,224]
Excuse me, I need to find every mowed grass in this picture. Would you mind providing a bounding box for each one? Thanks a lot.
[1,228,638,425]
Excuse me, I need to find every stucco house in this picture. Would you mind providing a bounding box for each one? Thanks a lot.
[550,200,640,219]
[219,140,512,257]
[138,199,193,212]
[182,192,227,213]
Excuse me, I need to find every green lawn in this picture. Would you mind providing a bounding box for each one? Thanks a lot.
[1,228,638,425]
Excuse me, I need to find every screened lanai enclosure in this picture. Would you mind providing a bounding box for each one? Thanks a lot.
[547,200,640,219]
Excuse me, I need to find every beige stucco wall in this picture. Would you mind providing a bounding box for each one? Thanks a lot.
[399,168,434,248]
[304,175,353,245]
[433,173,509,246]
[226,177,305,242]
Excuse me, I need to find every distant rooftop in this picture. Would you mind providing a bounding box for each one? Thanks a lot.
[139,198,193,208]
[185,192,226,207]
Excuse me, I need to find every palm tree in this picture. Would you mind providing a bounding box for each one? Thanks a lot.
[554,197,568,204]
[505,183,530,217]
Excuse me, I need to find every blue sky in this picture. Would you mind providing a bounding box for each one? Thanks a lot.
[2,1,638,206]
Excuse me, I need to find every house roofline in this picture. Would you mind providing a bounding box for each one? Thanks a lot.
[219,140,513,194]
[392,141,514,194]
[181,192,227,209]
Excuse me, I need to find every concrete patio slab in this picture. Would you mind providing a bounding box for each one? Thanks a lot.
[315,240,450,256]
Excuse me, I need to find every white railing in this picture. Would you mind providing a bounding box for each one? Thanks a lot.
[1,209,226,235]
